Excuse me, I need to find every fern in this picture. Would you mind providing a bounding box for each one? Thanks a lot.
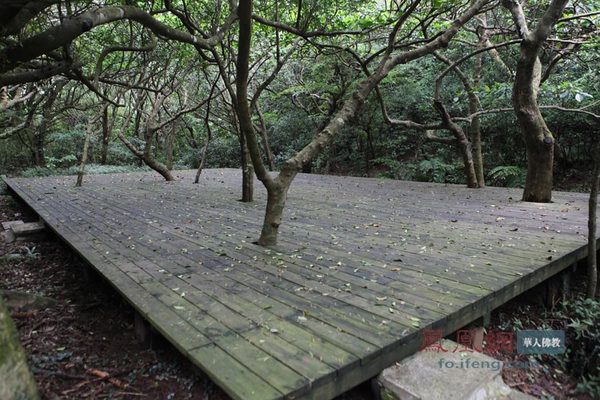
[488,165,526,187]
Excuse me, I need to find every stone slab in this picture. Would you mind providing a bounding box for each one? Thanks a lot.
[377,339,535,400]
[11,222,45,236]
[1,220,23,231]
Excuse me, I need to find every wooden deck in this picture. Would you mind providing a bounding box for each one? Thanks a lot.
[4,169,598,400]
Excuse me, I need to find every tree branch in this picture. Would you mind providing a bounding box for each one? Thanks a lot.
[0,5,236,74]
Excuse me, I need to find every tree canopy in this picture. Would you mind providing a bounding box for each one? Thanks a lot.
[1,0,599,244]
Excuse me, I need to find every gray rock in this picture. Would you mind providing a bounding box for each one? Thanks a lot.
[376,339,536,400]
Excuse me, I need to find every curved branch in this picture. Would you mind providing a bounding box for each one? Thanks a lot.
[93,34,157,85]
[456,105,600,122]
[0,60,76,86]
[0,5,236,74]
[435,39,521,92]
[0,0,58,37]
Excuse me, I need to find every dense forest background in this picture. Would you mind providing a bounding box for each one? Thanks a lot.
[1,0,598,193]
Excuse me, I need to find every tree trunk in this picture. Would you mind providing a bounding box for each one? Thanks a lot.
[504,0,569,202]
[165,126,175,171]
[76,117,94,187]
[256,106,275,171]
[588,145,599,297]
[432,51,481,188]
[146,158,174,181]
[236,0,489,245]
[194,137,211,184]
[522,134,554,202]
[471,49,485,187]
[117,131,174,181]
[258,177,293,246]
[456,135,478,188]
[514,54,554,202]
[32,128,46,167]
[143,125,174,181]
[0,298,40,400]
[259,128,275,172]
[469,112,484,187]
[433,100,478,188]
[100,105,110,165]
[242,143,254,202]
[32,82,65,167]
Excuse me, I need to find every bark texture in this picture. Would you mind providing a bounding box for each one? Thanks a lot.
[0,297,40,400]
[588,146,599,297]
[503,0,569,202]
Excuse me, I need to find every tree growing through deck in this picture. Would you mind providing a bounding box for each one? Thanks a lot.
[237,0,491,245]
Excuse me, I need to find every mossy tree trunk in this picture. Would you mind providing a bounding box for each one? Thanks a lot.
[0,298,40,400]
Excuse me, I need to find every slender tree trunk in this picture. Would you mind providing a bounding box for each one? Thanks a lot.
[76,117,94,187]
[32,128,46,167]
[100,105,109,165]
[117,131,174,181]
[469,112,484,186]
[588,146,599,297]
[433,52,481,188]
[455,133,478,188]
[0,298,40,400]
[144,128,174,181]
[238,125,254,202]
[241,142,254,202]
[259,129,275,171]
[256,106,275,171]
[433,100,478,188]
[367,128,376,162]
[32,82,63,167]
[165,125,175,171]
[134,109,144,167]
[146,157,174,181]
[194,137,211,184]
[471,49,485,187]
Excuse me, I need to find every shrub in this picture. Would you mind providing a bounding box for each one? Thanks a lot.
[415,158,463,184]
[487,165,526,187]
[20,164,149,177]
[555,298,600,395]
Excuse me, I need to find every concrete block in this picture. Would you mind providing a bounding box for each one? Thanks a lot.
[376,339,535,400]
[10,221,45,237]
[1,220,23,231]
[3,229,16,243]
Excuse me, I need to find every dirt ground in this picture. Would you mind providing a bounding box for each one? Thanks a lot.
[0,189,596,400]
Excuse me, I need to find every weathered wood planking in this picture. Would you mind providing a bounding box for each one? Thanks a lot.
[4,169,599,400]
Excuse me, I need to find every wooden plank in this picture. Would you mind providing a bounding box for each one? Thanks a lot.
[4,169,599,400]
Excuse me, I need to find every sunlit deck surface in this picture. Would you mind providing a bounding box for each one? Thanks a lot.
[4,168,598,400]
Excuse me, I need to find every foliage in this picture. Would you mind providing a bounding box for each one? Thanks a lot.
[20,164,150,178]
[555,298,600,395]
[0,0,598,191]
[415,158,464,184]
[22,246,39,261]
[487,166,526,188]
[44,155,78,169]
[496,294,600,397]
